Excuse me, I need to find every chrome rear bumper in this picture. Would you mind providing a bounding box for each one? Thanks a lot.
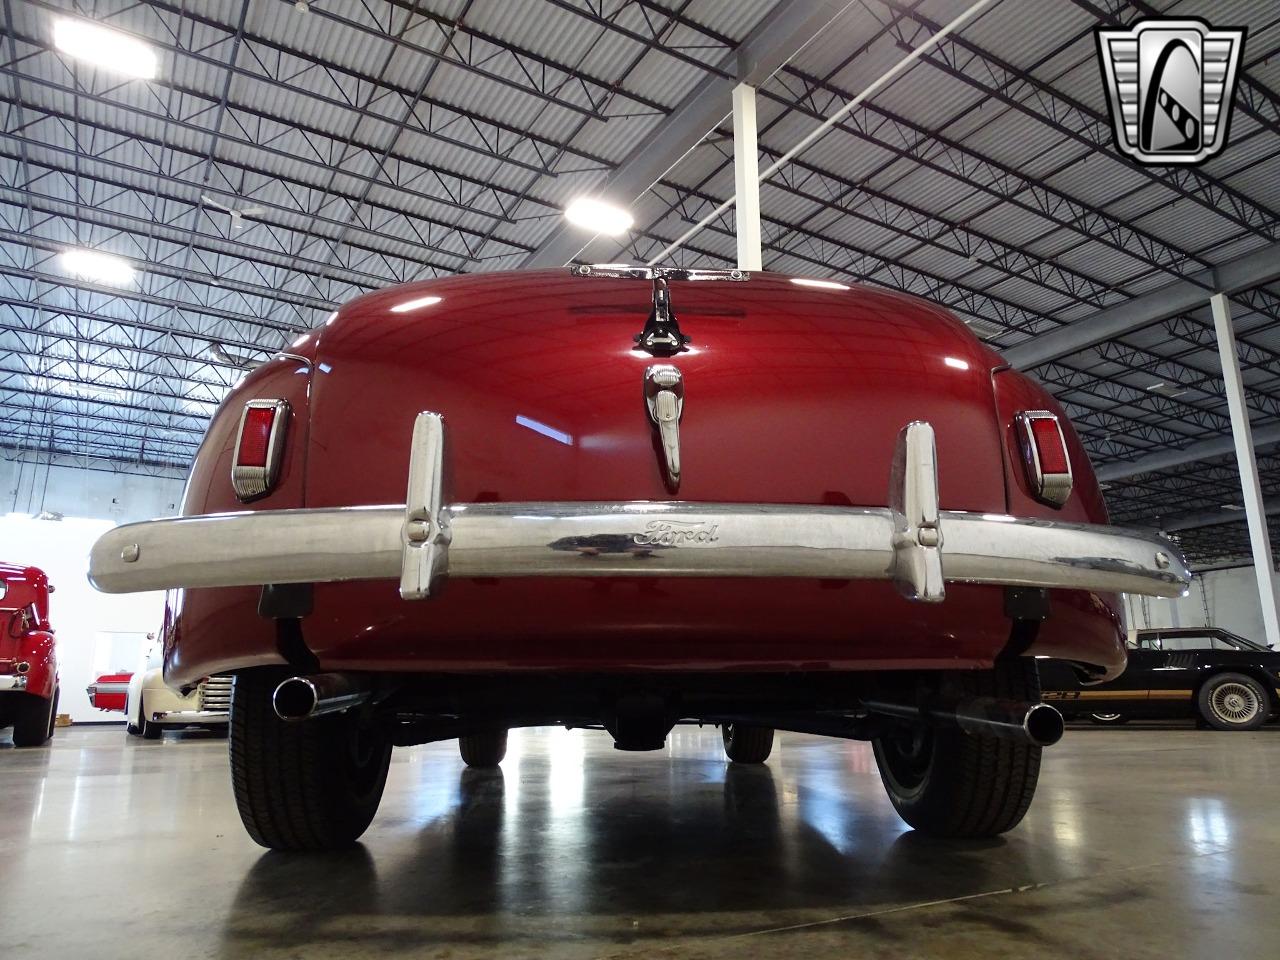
[88,415,1190,603]
[151,709,229,725]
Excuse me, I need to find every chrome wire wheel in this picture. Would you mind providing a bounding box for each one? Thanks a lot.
[1208,682,1261,725]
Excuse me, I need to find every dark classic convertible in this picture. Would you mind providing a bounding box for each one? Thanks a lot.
[1040,627,1280,731]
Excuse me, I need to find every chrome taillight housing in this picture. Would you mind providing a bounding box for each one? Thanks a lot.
[1016,410,1072,507]
[231,399,289,502]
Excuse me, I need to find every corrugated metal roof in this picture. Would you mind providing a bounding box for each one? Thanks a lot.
[3,0,1279,564]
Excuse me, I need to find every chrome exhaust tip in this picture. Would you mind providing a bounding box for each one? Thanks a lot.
[865,696,1065,747]
[272,673,371,721]
[1022,702,1066,747]
[953,698,1066,747]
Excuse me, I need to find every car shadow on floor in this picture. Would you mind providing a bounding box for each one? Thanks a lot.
[215,760,1051,957]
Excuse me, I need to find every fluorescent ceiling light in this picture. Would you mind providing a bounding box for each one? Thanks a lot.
[564,198,633,236]
[58,248,136,285]
[53,18,158,80]
[29,375,129,402]
[943,356,969,370]
[789,277,849,291]
[389,294,443,314]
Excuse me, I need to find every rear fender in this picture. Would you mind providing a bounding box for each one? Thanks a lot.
[991,368,1108,524]
[165,355,313,683]
[992,369,1125,678]
[11,630,57,700]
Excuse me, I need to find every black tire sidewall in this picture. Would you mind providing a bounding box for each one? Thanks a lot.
[871,661,1043,838]
[1197,673,1269,731]
[46,687,60,739]
[139,691,162,739]
[11,692,54,747]
[722,723,774,763]
[1088,713,1127,725]
[459,730,508,768]
[229,669,392,850]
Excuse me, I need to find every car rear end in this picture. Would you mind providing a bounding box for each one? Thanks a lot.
[94,269,1180,684]
[1,564,58,746]
[87,268,1190,847]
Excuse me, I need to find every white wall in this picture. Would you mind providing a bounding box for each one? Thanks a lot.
[1,455,185,523]
[1125,565,1274,645]
[1,455,186,723]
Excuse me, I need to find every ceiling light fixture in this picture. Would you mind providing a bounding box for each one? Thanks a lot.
[58,248,136,285]
[389,294,443,314]
[564,197,633,236]
[53,18,158,80]
[789,277,850,291]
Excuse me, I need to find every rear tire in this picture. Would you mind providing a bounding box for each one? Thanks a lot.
[138,691,162,740]
[872,660,1042,838]
[11,692,55,747]
[721,723,774,763]
[458,730,508,768]
[125,690,141,736]
[229,669,392,851]
[1198,673,1268,731]
[46,686,60,740]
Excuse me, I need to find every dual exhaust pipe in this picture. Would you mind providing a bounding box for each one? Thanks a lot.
[272,672,371,721]
[269,674,1063,747]
[864,696,1064,747]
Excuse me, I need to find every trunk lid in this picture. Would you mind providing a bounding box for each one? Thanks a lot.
[305,270,1008,512]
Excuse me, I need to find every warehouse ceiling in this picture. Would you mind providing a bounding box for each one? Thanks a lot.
[1,0,1278,568]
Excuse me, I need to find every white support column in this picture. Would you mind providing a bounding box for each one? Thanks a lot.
[731,82,762,271]
[1210,292,1280,646]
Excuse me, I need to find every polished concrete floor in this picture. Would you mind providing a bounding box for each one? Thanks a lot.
[1,722,1277,959]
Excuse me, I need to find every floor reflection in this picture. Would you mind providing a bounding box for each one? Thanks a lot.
[216,730,1046,956]
[3,725,1279,959]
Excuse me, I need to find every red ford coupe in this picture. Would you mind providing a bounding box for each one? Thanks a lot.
[1,562,59,747]
[89,267,1189,849]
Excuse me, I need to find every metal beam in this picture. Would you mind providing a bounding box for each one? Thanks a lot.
[1096,423,1280,482]
[1210,293,1280,646]
[521,0,853,268]
[1160,500,1280,533]
[1004,243,1280,369]
[731,83,762,271]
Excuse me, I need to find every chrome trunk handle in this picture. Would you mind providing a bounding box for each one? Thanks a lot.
[644,364,684,491]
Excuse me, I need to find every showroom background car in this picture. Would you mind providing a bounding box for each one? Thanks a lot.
[0,562,60,747]
[1040,627,1280,730]
[86,670,132,713]
[124,640,230,739]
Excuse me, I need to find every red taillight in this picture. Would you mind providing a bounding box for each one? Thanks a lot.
[1029,416,1068,475]
[1016,411,1072,507]
[237,406,276,468]
[232,399,289,501]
